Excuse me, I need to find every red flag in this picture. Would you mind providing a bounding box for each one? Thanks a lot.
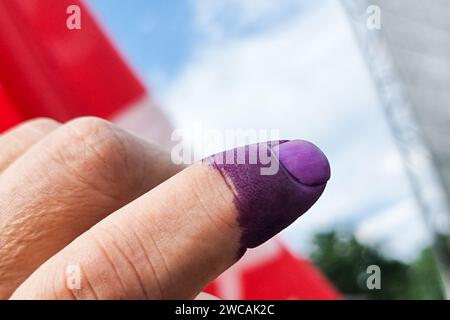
[205,241,341,300]
[0,86,21,131]
[0,0,144,123]
[0,0,173,144]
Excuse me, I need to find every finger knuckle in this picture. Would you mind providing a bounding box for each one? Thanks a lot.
[52,117,129,175]
[82,227,166,299]
[33,117,132,200]
[65,117,125,158]
[1,118,58,142]
[21,117,59,132]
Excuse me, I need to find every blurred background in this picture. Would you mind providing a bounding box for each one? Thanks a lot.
[1,0,449,299]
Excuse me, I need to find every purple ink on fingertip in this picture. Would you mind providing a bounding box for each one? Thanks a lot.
[204,140,330,250]
[276,140,331,186]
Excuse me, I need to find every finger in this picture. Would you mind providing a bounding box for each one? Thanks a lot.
[0,118,60,173]
[11,140,330,300]
[0,117,183,299]
[195,292,220,300]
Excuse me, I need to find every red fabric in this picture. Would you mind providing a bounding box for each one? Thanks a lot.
[0,87,21,132]
[205,245,341,300]
[0,0,145,132]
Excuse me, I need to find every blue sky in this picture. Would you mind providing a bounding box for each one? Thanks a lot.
[88,0,431,261]
[88,0,321,92]
[89,0,196,90]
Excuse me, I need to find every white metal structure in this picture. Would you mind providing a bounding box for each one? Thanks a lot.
[342,0,450,297]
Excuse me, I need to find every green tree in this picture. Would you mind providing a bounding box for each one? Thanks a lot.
[309,231,444,299]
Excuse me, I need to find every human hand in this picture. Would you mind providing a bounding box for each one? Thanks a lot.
[0,117,330,299]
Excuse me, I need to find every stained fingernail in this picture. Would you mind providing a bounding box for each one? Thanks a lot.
[277,140,331,186]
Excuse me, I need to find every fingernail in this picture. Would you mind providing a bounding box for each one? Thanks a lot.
[277,140,331,186]
[207,140,331,250]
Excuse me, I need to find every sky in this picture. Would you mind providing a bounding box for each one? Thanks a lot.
[88,0,432,261]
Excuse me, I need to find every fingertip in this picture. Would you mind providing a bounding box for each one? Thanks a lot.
[209,140,329,249]
[277,140,331,186]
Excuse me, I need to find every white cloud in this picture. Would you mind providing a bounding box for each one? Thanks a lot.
[164,0,379,147]
[192,0,308,41]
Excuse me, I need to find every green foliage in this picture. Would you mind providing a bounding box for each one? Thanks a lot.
[309,231,445,299]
